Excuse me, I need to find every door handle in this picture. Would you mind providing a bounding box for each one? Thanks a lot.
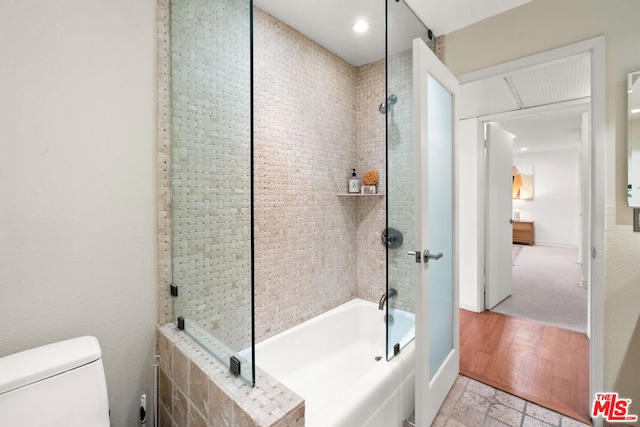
[424,249,443,263]
[408,250,443,263]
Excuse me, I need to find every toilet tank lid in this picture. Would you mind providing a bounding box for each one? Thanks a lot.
[0,336,102,395]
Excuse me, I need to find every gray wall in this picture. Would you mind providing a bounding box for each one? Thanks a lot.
[0,1,158,425]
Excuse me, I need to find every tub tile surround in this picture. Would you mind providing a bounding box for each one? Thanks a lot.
[157,3,446,341]
[253,7,358,341]
[355,60,387,304]
[253,7,389,342]
[157,0,172,326]
[158,324,305,427]
[157,1,447,425]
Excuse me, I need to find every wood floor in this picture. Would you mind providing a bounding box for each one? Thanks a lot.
[460,309,591,424]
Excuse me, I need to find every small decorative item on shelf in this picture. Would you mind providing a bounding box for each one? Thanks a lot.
[362,169,378,194]
[361,185,376,194]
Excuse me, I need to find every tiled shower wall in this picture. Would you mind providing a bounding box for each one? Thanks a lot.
[252,14,444,332]
[354,60,387,304]
[160,3,445,340]
[253,8,361,341]
[158,3,446,424]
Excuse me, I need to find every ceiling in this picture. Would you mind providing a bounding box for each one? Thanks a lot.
[253,0,531,66]
[459,53,591,153]
[497,105,588,153]
[459,53,591,119]
[252,0,587,152]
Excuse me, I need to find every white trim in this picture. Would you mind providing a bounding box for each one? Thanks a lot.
[589,35,606,427]
[475,97,590,123]
[460,300,482,313]
[534,241,579,249]
[457,40,597,84]
[458,36,605,426]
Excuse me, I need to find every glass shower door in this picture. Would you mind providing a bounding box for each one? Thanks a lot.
[385,0,433,361]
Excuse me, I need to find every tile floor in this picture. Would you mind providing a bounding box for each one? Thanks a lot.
[410,376,592,427]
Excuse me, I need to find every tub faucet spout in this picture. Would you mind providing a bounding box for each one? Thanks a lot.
[378,288,398,310]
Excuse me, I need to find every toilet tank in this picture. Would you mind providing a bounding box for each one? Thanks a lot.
[0,336,110,427]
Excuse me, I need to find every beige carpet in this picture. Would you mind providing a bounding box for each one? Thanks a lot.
[491,244,588,334]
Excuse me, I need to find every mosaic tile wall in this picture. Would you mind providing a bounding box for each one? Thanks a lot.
[253,8,359,341]
[354,60,387,304]
[157,0,172,325]
[170,0,252,351]
[158,2,448,423]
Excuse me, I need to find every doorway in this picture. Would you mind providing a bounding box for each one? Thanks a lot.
[455,37,605,425]
[491,107,589,334]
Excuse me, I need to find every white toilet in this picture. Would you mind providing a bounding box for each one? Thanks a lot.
[0,336,110,426]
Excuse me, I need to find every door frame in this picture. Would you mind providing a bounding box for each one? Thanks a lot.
[456,36,605,426]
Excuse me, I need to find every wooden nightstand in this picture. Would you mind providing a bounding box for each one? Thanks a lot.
[513,220,535,245]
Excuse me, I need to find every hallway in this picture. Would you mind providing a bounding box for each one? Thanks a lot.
[492,245,587,333]
[459,309,590,424]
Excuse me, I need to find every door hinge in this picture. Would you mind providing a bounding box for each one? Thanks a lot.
[170,284,178,297]
[592,247,597,259]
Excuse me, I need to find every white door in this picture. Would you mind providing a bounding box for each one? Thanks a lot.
[485,124,514,309]
[412,37,459,427]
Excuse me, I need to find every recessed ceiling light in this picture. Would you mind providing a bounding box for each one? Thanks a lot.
[520,147,528,151]
[631,108,640,114]
[353,20,369,33]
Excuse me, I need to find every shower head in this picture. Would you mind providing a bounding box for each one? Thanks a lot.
[378,94,398,114]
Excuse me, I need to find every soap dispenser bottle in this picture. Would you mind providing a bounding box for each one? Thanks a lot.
[348,169,361,193]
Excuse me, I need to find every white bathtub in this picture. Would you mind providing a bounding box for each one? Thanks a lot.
[250,298,415,427]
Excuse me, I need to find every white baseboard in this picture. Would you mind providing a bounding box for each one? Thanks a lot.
[535,241,578,249]
[460,300,482,313]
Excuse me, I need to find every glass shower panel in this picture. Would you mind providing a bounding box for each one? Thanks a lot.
[170,0,254,384]
[385,0,435,360]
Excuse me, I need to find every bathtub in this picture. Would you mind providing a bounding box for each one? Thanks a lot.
[249,298,415,427]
